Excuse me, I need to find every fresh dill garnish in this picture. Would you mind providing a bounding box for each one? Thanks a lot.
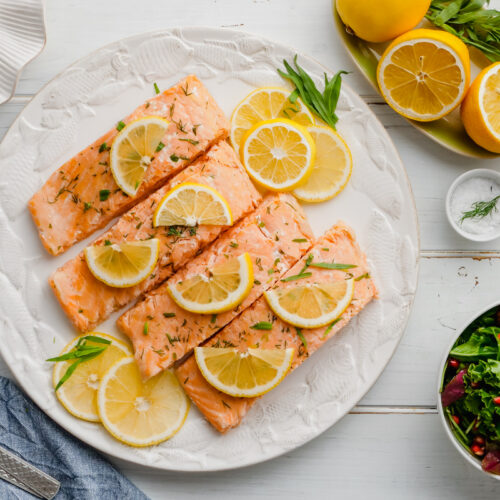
[47,335,111,390]
[460,194,500,223]
[426,0,500,62]
[251,321,273,330]
[278,55,348,129]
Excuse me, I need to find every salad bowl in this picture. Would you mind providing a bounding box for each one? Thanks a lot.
[438,300,500,480]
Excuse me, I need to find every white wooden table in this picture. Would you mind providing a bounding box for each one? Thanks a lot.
[1,0,499,497]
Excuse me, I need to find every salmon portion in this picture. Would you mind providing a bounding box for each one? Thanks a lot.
[50,141,260,332]
[117,193,314,379]
[30,75,229,255]
[175,223,377,433]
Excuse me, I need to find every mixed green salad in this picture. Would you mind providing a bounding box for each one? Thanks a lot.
[440,306,500,476]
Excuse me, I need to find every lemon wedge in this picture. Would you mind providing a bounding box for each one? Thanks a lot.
[230,87,314,153]
[168,253,253,314]
[293,125,352,203]
[97,357,189,447]
[110,116,169,196]
[84,239,160,288]
[265,279,354,329]
[240,118,316,191]
[377,29,470,121]
[194,347,294,398]
[153,182,233,228]
[462,62,500,154]
[52,333,131,422]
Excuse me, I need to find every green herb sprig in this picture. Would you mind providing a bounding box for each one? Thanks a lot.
[278,56,348,130]
[426,0,500,62]
[47,335,111,390]
[460,194,500,223]
[251,321,273,330]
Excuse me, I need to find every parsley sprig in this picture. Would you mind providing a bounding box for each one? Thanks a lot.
[278,55,348,129]
[47,335,111,390]
[426,0,500,61]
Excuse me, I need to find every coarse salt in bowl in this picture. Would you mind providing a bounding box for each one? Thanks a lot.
[446,169,500,242]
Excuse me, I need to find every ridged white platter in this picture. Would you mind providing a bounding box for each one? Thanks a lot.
[0,0,46,104]
[0,27,419,471]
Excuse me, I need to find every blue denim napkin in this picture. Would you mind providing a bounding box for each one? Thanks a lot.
[0,376,149,499]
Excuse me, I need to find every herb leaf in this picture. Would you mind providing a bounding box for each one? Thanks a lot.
[281,272,312,282]
[309,262,357,270]
[460,195,500,223]
[251,321,273,330]
[426,0,500,62]
[278,55,348,129]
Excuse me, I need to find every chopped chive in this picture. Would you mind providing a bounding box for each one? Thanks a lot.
[154,82,160,94]
[163,312,176,318]
[116,121,126,132]
[99,189,110,202]
[99,142,110,153]
[310,262,357,270]
[156,141,165,153]
[143,321,149,336]
[292,238,308,243]
[322,318,341,338]
[104,239,112,246]
[179,138,199,146]
[296,328,307,349]
[355,272,371,281]
[280,272,312,282]
[251,321,273,330]
[170,154,179,162]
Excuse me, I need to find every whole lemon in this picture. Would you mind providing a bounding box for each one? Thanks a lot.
[336,0,431,43]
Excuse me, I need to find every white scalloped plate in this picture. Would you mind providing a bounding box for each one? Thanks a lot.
[0,27,419,471]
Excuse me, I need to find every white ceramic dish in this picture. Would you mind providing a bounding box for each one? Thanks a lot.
[0,27,419,471]
[0,0,46,104]
[446,169,500,242]
[437,300,500,481]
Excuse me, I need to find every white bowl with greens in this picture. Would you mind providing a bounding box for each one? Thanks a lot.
[446,169,500,242]
[438,302,500,479]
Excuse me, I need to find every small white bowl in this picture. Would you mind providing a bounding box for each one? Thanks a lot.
[445,168,500,242]
[437,300,500,481]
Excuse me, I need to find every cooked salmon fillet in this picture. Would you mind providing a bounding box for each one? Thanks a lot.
[49,141,260,332]
[29,75,229,256]
[117,193,314,379]
[175,223,377,433]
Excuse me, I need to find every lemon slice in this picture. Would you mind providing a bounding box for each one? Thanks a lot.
[110,116,169,196]
[240,118,316,191]
[265,279,354,328]
[97,357,189,447]
[377,29,470,122]
[194,347,294,398]
[153,182,233,228]
[84,239,160,288]
[53,333,131,422]
[168,253,253,314]
[293,125,352,203]
[230,87,314,153]
[462,62,500,153]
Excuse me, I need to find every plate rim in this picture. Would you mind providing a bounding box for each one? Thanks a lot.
[0,25,420,472]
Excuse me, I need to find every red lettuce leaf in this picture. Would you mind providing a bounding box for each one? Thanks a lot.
[482,450,500,475]
[441,369,467,407]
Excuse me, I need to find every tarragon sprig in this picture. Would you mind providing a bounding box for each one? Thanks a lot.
[278,55,348,130]
[47,335,111,390]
